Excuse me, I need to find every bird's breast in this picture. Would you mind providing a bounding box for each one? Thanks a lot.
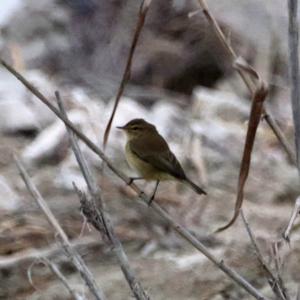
[125,142,173,180]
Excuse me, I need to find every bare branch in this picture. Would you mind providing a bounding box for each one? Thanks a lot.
[75,187,150,300]
[283,196,300,241]
[103,0,152,148]
[27,259,39,291]
[56,91,150,300]
[241,210,289,300]
[196,0,296,164]
[43,258,84,300]
[0,236,98,269]
[287,0,300,172]
[270,240,289,300]
[281,0,300,248]
[263,113,296,164]
[14,156,106,300]
[3,60,269,300]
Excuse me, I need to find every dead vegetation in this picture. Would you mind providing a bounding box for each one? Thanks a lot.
[1,1,300,299]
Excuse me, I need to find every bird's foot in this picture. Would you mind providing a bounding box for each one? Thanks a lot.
[148,194,155,206]
[127,177,143,186]
[148,180,159,206]
[127,178,134,185]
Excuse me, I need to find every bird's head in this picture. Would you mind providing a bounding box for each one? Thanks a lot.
[117,119,157,140]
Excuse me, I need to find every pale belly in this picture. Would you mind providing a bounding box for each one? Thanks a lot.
[125,143,173,181]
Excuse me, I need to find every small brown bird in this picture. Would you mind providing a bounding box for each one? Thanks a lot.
[117,118,206,204]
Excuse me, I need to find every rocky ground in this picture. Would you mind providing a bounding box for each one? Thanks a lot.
[0,1,300,300]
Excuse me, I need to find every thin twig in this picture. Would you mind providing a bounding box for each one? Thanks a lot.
[56,91,150,300]
[27,259,39,291]
[1,62,270,300]
[263,113,296,164]
[241,210,289,300]
[0,236,98,269]
[270,240,289,300]
[284,0,300,244]
[42,258,84,300]
[196,0,296,164]
[197,0,254,90]
[14,156,106,300]
[283,197,300,241]
[103,0,152,148]
[287,0,300,172]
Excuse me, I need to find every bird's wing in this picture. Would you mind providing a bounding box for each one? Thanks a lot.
[129,134,186,179]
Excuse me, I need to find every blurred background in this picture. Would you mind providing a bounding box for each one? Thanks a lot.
[0,0,300,299]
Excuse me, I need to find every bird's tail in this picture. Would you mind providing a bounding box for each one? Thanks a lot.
[184,178,207,195]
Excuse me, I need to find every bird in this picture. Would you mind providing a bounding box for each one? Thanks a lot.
[117,118,206,204]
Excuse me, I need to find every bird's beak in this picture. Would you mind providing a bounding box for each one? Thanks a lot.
[117,126,125,130]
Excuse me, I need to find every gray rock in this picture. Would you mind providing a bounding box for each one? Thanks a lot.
[0,70,56,133]
[0,175,20,211]
[21,110,86,165]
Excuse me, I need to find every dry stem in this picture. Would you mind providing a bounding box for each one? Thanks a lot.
[2,60,269,300]
[241,210,289,300]
[42,257,84,300]
[284,0,300,244]
[0,236,98,269]
[103,0,152,147]
[287,0,300,171]
[56,91,150,300]
[283,197,300,241]
[196,0,296,164]
[15,156,106,300]
[216,60,268,232]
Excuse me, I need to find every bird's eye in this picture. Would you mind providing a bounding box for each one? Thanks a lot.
[131,126,138,131]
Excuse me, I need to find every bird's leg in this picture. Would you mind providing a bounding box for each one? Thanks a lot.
[149,180,160,205]
[127,176,144,185]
